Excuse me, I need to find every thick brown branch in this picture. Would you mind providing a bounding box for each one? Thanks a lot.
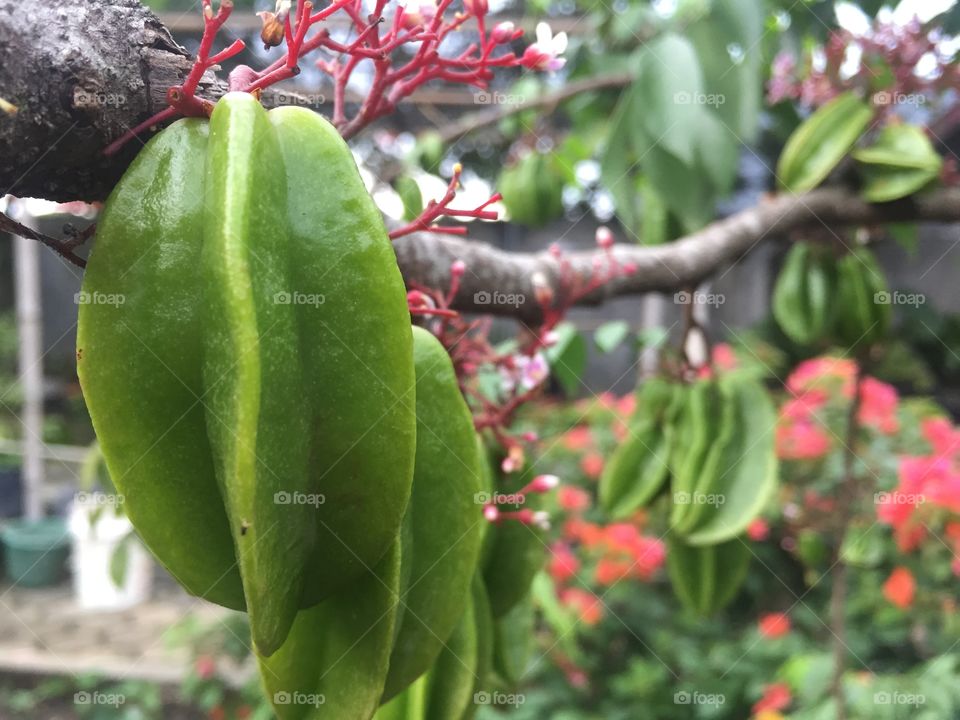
[393,187,960,323]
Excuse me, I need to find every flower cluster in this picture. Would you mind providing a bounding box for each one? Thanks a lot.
[775,356,899,461]
[767,16,960,110]
[877,415,960,554]
[106,0,566,153]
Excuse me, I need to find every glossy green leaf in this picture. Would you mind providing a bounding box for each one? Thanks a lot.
[594,321,630,353]
[545,323,587,396]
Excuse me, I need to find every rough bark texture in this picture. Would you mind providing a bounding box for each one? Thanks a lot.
[0,0,195,200]
[394,187,960,322]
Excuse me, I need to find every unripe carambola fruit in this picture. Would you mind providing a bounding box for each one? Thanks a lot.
[77,93,416,655]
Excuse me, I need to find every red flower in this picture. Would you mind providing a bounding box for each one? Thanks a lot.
[562,426,593,451]
[776,419,831,460]
[195,654,217,680]
[558,485,591,512]
[922,417,960,459]
[753,682,792,714]
[548,542,580,584]
[559,588,603,625]
[713,343,738,371]
[883,567,916,609]
[631,537,666,579]
[758,612,791,638]
[616,393,636,417]
[564,518,604,547]
[595,558,632,586]
[580,452,605,479]
[747,518,770,541]
[858,377,899,434]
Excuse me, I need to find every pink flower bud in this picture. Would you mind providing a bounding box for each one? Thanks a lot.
[451,259,466,277]
[532,271,554,306]
[595,226,614,249]
[521,430,539,442]
[623,261,638,275]
[549,243,562,258]
[491,21,516,44]
[465,0,488,16]
[483,504,499,522]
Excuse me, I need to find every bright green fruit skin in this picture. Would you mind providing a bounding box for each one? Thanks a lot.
[77,93,416,655]
[259,540,402,720]
[382,327,484,700]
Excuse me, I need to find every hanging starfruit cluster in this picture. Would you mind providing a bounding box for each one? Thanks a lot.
[599,374,778,615]
[773,241,892,350]
[77,93,544,719]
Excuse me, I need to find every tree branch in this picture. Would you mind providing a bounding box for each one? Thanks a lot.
[394,187,960,322]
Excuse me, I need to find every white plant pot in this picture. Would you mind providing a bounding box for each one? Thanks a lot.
[69,501,153,610]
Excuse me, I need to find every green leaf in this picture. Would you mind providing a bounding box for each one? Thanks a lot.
[594,320,630,353]
[777,92,874,193]
[633,33,704,166]
[637,327,670,350]
[545,323,587,396]
[688,0,764,142]
[394,176,423,221]
[695,110,740,194]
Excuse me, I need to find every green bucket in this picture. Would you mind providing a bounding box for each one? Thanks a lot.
[2,518,70,587]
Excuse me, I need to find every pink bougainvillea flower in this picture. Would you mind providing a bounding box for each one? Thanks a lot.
[776,419,832,460]
[858,377,900,434]
[520,22,568,71]
[747,518,770,541]
[580,452,605,479]
[883,567,916,609]
[753,682,792,714]
[559,588,603,625]
[758,612,791,638]
[558,485,591,512]
[548,542,580,584]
